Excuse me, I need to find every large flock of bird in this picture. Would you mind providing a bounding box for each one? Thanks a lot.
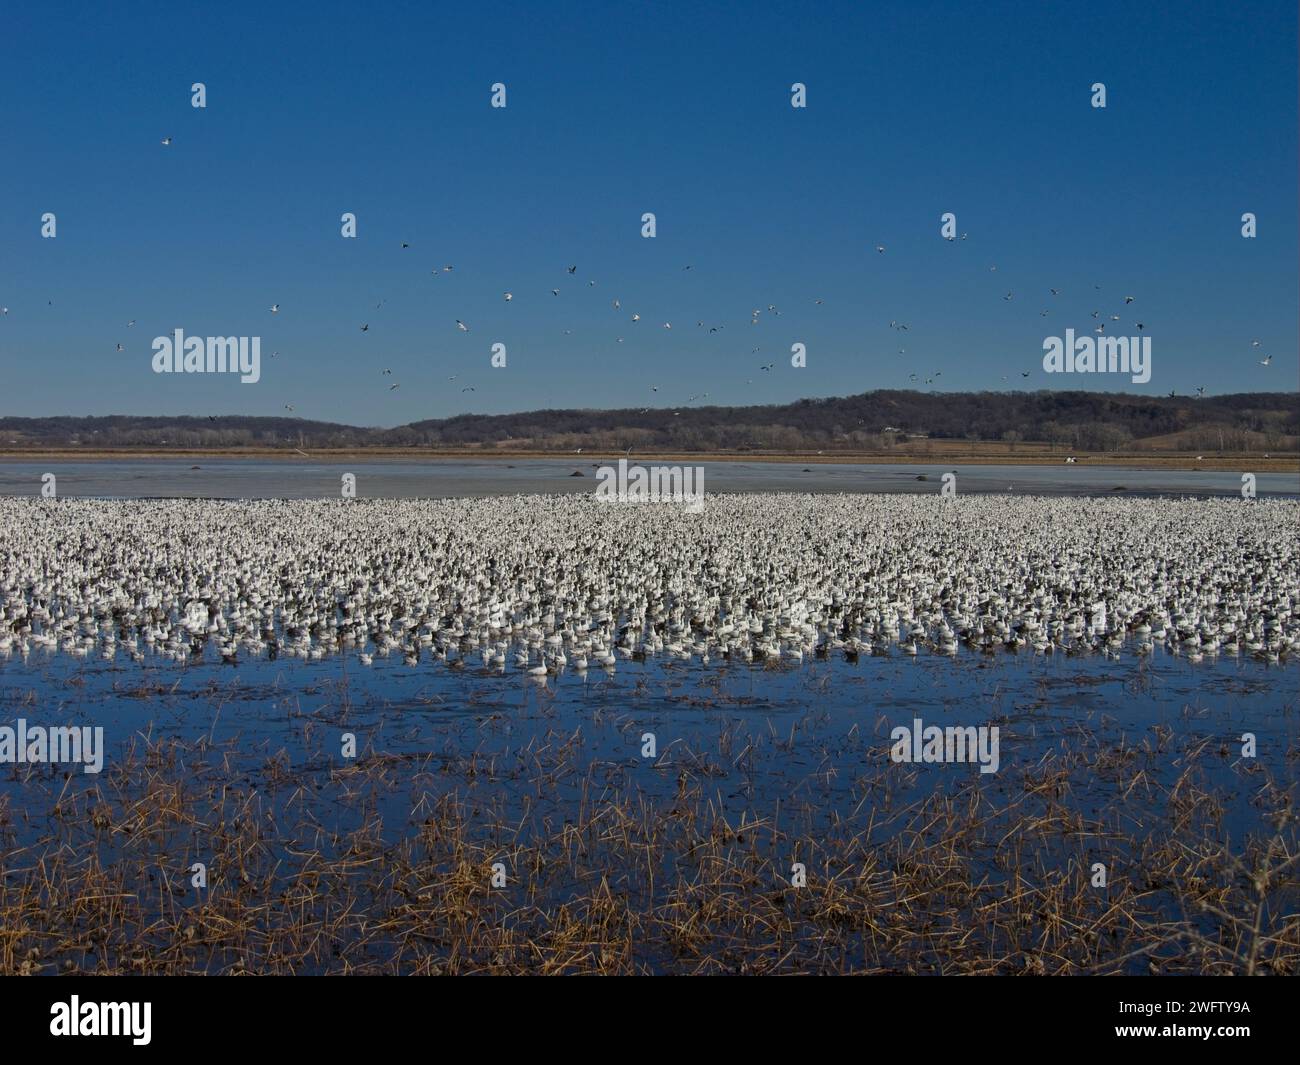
[5,156,1277,416]
[1,495,1296,671]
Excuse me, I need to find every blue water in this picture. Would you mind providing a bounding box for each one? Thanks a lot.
[2,457,1297,499]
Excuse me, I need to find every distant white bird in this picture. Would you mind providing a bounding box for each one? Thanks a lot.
[389,383,400,391]
[127,319,135,326]
[1124,295,1135,304]
[115,344,123,351]
[612,299,621,311]
[270,304,280,313]
[631,314,640,322]
[462,386,475,392]
[456,320,469,332]
[1260,355,1272,366]
[663,322,671,329]
[551,289,560,296]
[875,245,885,253]
[284,404,295,412]
[161,137,172,146]
[360,323,369,332]
[503,292,512,301]
[1003,292,1014,301]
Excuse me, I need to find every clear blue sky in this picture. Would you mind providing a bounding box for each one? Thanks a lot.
[2,0,1296,425]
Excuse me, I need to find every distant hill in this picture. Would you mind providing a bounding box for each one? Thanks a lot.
[2,391,1296,453]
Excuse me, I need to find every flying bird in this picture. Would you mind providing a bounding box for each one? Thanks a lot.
[456,320,469,332]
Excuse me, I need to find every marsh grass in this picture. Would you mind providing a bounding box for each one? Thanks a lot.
[1,711,1295,975]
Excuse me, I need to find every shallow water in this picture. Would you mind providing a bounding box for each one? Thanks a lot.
[2,457,1297,499]
[1,490,1296,973]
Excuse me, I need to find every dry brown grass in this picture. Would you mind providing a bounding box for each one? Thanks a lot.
[1,725,1295,975]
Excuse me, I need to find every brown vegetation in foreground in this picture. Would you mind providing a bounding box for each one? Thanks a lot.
[1,728,1295,975]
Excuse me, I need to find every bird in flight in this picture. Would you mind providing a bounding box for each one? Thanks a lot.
[270,304,280,313]
[161,137,172,146]
[503,292,513,302]
[456,320,469,332]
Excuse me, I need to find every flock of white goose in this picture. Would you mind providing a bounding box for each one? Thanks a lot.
[0,495,1297,671]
